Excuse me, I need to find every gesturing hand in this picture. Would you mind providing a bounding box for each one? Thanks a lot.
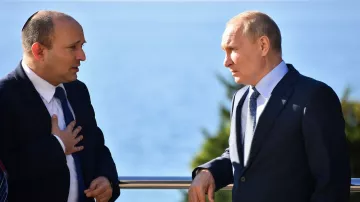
[51,115,84,155]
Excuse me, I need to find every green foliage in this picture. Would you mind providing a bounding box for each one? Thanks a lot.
[341,88,360,201]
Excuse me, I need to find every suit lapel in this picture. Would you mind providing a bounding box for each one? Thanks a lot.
[235,88,249,167]
[244,64,300,170]
[228,86,249,175]
[14,62,52,131]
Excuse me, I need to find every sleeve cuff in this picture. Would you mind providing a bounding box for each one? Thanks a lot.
[53,134,65,152]
[192,168,205,179]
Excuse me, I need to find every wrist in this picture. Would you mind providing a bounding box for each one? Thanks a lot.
[196,168,209,175]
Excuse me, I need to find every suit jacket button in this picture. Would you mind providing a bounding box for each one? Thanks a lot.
[240,177,246,182]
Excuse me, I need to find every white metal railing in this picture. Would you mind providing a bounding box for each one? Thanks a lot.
[118,176,360,192]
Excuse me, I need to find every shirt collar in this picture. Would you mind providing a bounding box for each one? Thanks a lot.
[22,60,65,103]
[253,60,288,99]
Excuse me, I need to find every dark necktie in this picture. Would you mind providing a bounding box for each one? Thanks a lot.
[243,87,260,166]
[249,87,260,131]
[54,86,85,201]
[0,160,8,202]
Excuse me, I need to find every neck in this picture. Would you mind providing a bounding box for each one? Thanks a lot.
[22,55,60,86]
[251,54,283,86]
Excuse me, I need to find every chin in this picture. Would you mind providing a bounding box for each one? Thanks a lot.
[64,75,78,83]
[234,77,243,84]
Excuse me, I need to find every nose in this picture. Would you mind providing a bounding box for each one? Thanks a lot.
[76,48,86,61]
[223,53,233,68]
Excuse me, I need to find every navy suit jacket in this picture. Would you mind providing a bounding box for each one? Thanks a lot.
[0,63,120,202]
[0,160,7,202]
[193,64,350,202]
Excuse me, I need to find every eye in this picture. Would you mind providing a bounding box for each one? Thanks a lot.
[68,45,77,50]
[225,48,235,54]
[226,47,237,52]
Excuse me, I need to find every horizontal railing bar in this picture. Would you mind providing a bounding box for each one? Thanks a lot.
[118,177,360,192]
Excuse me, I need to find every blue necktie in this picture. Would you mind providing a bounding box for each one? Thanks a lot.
[249,87,260,131]
[0,161,7,202]
[243,87,260,166]
[54,87,85,201]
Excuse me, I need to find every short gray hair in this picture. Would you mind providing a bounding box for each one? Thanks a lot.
[227,11,282,54]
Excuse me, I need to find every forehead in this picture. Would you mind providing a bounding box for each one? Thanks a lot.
[221,25,243,48]
[52,19,85,43]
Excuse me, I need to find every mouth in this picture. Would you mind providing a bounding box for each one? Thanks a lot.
[71,66,79,72]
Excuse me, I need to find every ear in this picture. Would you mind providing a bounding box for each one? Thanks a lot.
[258,36,270,56]
[31,42,46,61]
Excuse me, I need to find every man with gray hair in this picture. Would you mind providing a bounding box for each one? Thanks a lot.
[188,11,350,202]
[0,10,120,202]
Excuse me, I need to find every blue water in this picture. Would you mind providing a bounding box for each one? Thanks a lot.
[1,1,360,201]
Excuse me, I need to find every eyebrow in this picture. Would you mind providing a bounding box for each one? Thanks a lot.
[221,44,235,50]
[68,40,87,46]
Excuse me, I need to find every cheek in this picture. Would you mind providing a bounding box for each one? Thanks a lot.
[248,54,262,72]
[50,59,69,74]
[231,52,240,63]
[231,53,244,71]
[46,51,63,64]
[232,53,252,73]
[57,55,73,69]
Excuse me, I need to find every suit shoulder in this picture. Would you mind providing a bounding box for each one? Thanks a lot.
[297,74,339,103]
[64,79,91,101]
[65,79,88,91]
[0,70,19,95]
[297,73,334,91]
[298,74,325,87]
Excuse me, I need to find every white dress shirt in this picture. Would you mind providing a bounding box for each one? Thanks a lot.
[241,61,288,166]
[22,61,79,202]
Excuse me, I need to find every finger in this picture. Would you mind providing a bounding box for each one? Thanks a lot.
[207,185,215,202]
[51,115,59,130]
[188,188,199,202]
[93,183,108,197]
[75,135,83,144]
[96,189,112,202]
[89,179,99,190]
[196,187,206,202]
[84,189,91,195]
[85,178,101,197]
[72,126,82,137]
[86,184,106,198]
[66,120,77,131]
[85,189,96,197]
[96,196,110,202]
[72,145,84,153]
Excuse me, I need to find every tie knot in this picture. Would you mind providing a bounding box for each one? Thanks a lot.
[54,87,67,102]
[250,87,260,100]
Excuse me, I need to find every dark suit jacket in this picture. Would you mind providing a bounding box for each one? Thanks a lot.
[0,160,7,202]
[0,63,120,202]
[193,64,350,202]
